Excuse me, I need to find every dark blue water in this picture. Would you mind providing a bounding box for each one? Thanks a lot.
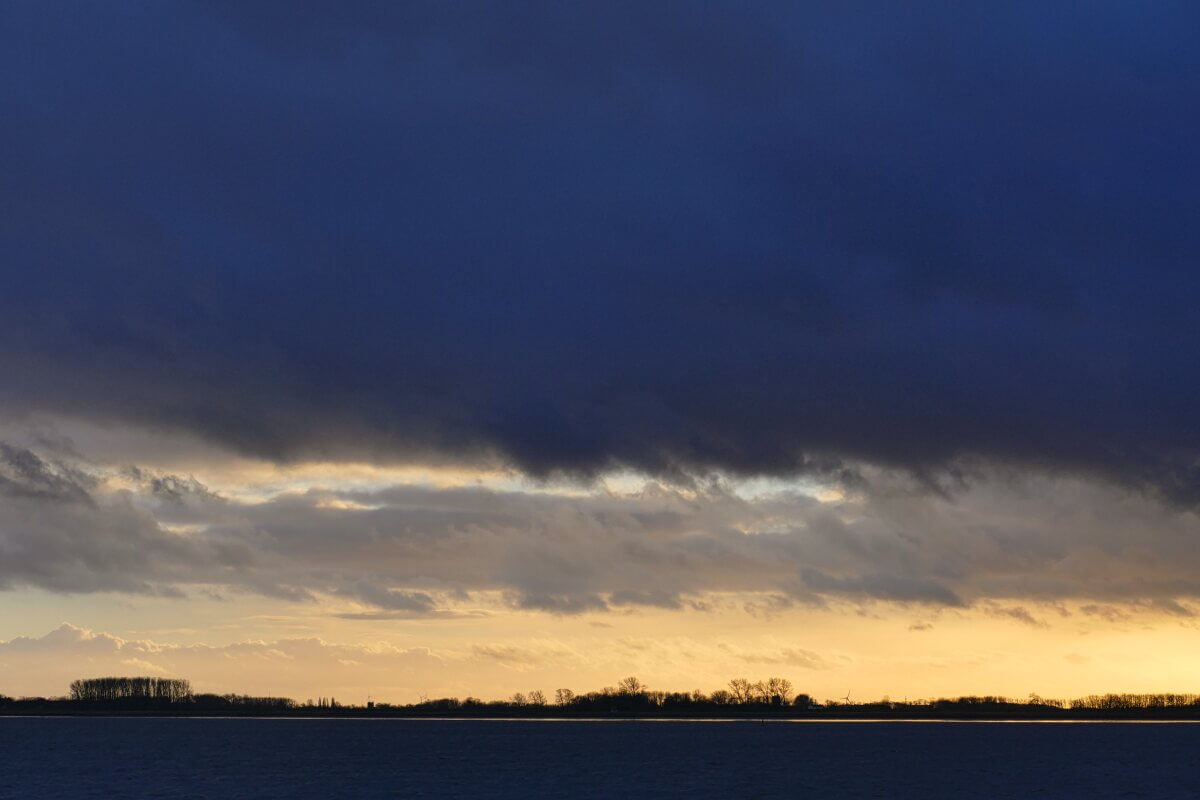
[2,718,1198,798]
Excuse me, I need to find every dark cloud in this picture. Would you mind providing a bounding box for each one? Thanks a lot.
[341,582,437,613]
[509,592,609,615]
[1145,598,1195,618]
[983,604,1048,628]
[2,3,1200,497]
[0,444,94,504]
[0,448,198,594]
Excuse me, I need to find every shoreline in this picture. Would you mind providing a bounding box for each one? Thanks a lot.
[6,708,1200,722]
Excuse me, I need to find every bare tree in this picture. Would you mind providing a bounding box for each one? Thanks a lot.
[617,676,644,695]
[764,677,793,706]
[510,692,526,705]
[728,678,754,704]
[555,688,575,706]
[527,690,547,705]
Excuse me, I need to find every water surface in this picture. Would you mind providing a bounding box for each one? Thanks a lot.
[2,718,1197,798]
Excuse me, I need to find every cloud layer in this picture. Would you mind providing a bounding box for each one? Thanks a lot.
[2,3,1200,494]
[3,444,1200,614]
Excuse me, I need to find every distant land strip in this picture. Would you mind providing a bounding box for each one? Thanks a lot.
[4,677,1200,720]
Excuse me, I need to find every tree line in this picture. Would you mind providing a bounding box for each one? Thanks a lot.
[1069,693,1200,710]
[399,682,1200,717]
[406,676,813,713]
[69,677,192,703]
[65,677,294,711]
[7,677,1200,718]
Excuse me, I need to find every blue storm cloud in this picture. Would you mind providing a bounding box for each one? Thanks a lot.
[3,2,1199,494]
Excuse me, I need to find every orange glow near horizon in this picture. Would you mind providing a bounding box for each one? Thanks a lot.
[3,591,1199,705]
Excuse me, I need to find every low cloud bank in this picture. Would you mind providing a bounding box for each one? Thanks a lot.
[2,444,1199,615]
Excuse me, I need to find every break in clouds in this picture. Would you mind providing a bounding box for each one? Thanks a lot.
[2,442,1199,618]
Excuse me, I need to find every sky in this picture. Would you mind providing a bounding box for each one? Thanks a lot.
[3,1,1200,704]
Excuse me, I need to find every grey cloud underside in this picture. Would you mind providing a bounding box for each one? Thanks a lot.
[2,3,1200,497]
[3,445,1200,614]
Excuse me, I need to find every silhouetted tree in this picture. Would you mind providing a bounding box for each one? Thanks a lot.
[1069,693,1200,711]
[728,678,755,704]
[69,677,192,703]
[1027,693,1064,709]
[792,693,814,709]
[29,676,1200,720]
[764,677,793,706]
